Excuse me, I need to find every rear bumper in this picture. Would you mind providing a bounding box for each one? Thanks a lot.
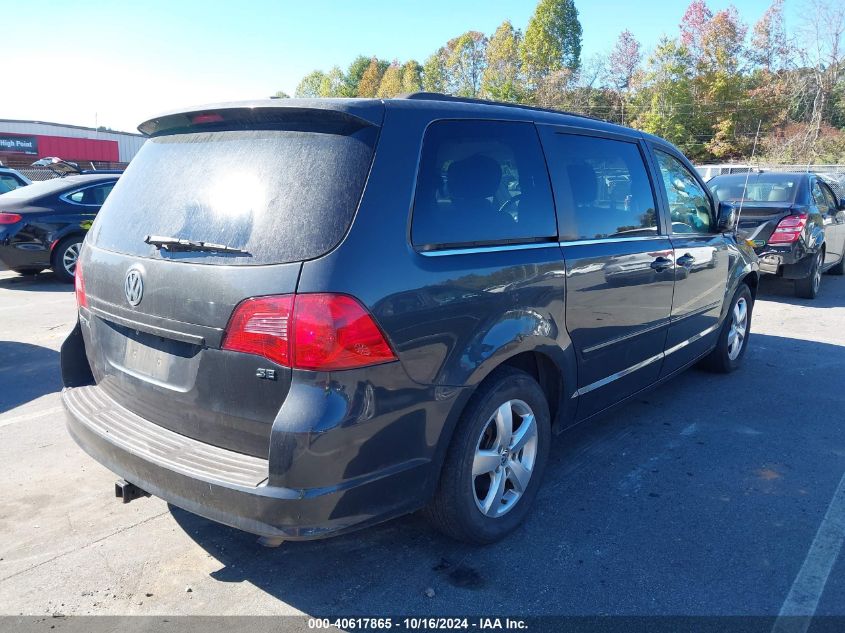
[62,384,433,540]
[755,244,814,278]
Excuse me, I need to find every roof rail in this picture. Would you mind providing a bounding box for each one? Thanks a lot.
[400,92,604,122]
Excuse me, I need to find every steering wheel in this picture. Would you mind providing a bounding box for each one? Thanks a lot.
[499,194,522,216]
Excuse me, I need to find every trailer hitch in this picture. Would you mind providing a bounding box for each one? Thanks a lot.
[114,479,150,504]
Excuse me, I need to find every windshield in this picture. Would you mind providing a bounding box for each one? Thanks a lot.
[710,174,799,204]
[89,126,378,266]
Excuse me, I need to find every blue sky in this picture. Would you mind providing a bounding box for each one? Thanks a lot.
[5,0,799,133]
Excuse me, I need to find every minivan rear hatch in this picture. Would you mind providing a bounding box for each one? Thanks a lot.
[80,102,383,457]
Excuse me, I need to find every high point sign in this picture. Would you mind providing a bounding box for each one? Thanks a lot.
[0,135,38,155]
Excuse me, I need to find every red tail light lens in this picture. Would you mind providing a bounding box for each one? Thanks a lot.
[191,113,224,124]
[221,296,295,367]
[292,294,397,370]
[0,212,23,224]
[74,259,87,308]
[768,213,808,244]
[222,294,396,371]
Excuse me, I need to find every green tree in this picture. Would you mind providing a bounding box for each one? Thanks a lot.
[377,61,403,97]
[357,58,384,97]
[400,60,423,93]
[272,90,290,99]
[521,0,583,87]
[482,20,525,102]
[294,70,325,98]
[319,66,347,97]
[630,38,702,156]
[422,49,448,93]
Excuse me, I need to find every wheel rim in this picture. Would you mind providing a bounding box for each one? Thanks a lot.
[726,297,748,361]
[812,252,822,293]
[472,399,538,518]
[62,242,81,276]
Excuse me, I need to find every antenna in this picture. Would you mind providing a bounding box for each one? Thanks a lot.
[736,120,762,229]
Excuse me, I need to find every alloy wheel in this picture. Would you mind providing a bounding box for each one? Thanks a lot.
[472,399,538,518]
[727,296,748,361]
[62,242,81,276]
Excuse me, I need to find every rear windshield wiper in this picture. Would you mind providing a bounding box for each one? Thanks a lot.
[144,235,250,255]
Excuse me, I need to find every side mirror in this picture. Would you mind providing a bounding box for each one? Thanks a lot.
[717,201,737,232]
[839,197,845,211]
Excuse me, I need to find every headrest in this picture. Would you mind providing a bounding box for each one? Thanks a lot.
[447,155,502,201]
[768,188,790,202]
[567,163,598,205]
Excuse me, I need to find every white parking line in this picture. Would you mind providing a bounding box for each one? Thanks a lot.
[0,405,63,429]
[772,471,845,633]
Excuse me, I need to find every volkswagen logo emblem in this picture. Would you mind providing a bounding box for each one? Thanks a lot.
[124,268,144,306]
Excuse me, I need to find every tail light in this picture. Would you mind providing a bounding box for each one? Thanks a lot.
[768,214,808,244]
[74,258,88,309]
[222,293,396,371]
[0,212,23,224]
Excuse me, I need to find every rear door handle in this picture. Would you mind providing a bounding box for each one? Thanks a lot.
[650,256,672,272]
[676,253,695,268]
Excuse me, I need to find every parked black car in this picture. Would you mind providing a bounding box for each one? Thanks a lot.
[709,172,845,298]
[61,95,758,544]
[0,173,118,282]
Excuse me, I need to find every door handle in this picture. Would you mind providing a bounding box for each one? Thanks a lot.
[676,253,695,268]
[650,256,672,272]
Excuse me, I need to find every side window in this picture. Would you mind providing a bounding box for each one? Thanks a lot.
[812,181,832,213]
[68,183,115,206]
[821,183,839,210]
[654,150,715,234]
[0,175,21,194]
[412,120,557,249]
[543,133,658,241]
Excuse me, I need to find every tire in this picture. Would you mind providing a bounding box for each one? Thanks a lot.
[700,283,753,374]
[794,250,823,299]
[829,252,845,276]
[50,236,83,284]
[423,367,550,544]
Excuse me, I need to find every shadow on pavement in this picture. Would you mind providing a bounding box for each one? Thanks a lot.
[0,270,70,292]
[168,332,845,616]
[0,341,62,413]
[757,272,845,307]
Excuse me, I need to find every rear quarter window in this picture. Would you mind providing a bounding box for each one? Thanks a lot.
[411,120,557,250]
[89,125,377,265]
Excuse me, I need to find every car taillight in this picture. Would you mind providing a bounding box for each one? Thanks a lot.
[768,213,808,244]
[0,212,22,224]
[222,294,397,371]
[221,295,294,367]
[74,259,87,308]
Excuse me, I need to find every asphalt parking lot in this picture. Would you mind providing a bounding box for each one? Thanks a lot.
[1,267,843,618]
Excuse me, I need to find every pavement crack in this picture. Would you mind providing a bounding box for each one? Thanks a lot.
[0,510,170,585]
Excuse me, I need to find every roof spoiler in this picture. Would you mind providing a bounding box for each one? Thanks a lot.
[138,101,384,137]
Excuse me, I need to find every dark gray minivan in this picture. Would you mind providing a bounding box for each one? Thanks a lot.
[61,94,759,544]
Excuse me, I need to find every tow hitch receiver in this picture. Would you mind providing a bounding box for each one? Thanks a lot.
[114,479,149,503]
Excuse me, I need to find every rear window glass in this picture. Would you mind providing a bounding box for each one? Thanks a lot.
[89,126,377,265]
[710,175,799,204]
[411,120,557,249]
[542,133,658,240]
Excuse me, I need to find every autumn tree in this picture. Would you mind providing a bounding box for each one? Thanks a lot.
[400,60,423,93]
[357,58,384,97]
[521,0,583,88]
[608,30,642,92]
[750,0,789,72]
[376,61,403,97]
[343,55,372,96]
[482,20,525,102]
